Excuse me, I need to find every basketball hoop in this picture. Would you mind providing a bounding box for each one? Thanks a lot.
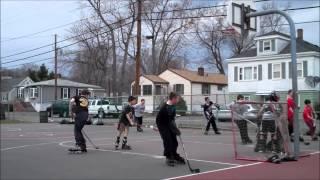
[305,76,320,88]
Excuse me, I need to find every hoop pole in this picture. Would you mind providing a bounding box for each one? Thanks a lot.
[231,105,238,159]
[247,9,299,159]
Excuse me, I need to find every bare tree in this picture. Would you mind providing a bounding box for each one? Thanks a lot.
[143,0,191,74]
[259,1,291,34]
[195,17,226,74]
[87,0,121,96]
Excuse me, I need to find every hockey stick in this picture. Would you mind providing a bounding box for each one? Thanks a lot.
[178,136,200,173]
[234,114,258,128]
[82,130,99,149]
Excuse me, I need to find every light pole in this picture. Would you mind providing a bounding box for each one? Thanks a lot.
[247,10,299,159]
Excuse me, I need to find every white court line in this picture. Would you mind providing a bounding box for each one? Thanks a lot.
[59,139,241,166]
[1,142,60,151]
[308,151,320,155]
[163,162,262,180]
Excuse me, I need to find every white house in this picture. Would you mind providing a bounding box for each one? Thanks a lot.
[24,78,105,112]
[132,68,228,112]
[1,76,34,104]
[227,30,320,108]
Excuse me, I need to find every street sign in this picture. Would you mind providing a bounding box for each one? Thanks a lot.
[226,0,257,35]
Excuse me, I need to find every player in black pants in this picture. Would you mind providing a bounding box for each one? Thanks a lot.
[203,97,221,135]
[233,95,253,144]
[68,90,90,152]
[156,92,185,167]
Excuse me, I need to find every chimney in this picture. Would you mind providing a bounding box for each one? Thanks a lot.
[198,67,204,76]
[297,29,303,41]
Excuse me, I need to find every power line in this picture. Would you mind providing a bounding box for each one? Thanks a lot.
[1,16,133,60]
[143,14,227,21]
[2,4,319,63]
[2,20,134,65]
[0,3,132,43]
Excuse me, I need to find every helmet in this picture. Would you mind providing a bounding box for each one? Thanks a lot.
[269,91,279,102]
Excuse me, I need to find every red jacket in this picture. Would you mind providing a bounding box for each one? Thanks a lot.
[287,97,295,123]
[303,106,314,123]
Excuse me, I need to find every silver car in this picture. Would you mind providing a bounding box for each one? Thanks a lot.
[212,104,260,121]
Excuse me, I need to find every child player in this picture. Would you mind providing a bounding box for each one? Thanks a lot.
[303,99,318,141]
[156,92,185,167]
[134,99,145,132]
[115,96,137,150]
[233,94,253,144]
[203,97,221,135]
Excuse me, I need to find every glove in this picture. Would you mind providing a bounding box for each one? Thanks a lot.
[169,121,181,136]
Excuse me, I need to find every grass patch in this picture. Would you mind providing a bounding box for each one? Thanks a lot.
[0,120,31,124]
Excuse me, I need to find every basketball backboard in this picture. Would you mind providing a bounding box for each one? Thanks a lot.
[226,0,257,35]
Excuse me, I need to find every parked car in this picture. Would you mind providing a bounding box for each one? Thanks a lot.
[88,99,122,118]
[47,100,70,118]
[211,104,260,122]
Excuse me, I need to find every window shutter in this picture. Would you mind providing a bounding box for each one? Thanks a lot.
[68,88,70,98]
[181,85,184,95]
[271,39,275,51]
[303,61,308,77]
[289,62,292,78]
[281,62,286,79]
[268,63,272,79]
[60,88,63,99]
[259,41,263,52]
[234,66,238,82]
[258,65,262,80]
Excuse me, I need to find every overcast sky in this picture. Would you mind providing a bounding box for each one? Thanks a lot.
[1,0,319,71]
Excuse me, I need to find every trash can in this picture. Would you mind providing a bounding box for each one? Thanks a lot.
[40,111,48,123]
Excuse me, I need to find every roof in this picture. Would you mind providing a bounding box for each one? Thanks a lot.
[231,31,320,59]
[25,78,103,89]
[143,75,169,84]
[1,77,25,92]
[256,31,291,38]
[168,69,227,85]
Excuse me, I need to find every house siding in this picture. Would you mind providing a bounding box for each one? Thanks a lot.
[228,56,320,93]
[159,70,192,111]
[228,54,319,110]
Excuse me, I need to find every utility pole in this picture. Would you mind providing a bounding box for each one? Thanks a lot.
[54,34,58,100]
[135,0,142,96]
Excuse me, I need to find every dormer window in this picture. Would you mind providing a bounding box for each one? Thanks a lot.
[263,41,271,51]
[259,39,276,54]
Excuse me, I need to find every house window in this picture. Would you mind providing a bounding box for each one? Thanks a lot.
[202,84,210,95]
[263,41,271,51]
[297,63,303,78]
[244,67,253,80]
[155,85,162,95]
[62,88,69,99]
[29,88,38,98]
[217,85,224,91]
[143,85,152,95]
[272,63,281,79]
[174,84,184,95]
[239,68,243,80]
[261,39,275,53]
[2,94,8,101]
[239,66,258,81]
[17,87,23,98]
[77,89,83,95]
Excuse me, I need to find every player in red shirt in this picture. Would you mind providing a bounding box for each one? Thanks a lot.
[303,99,318,141]
[287,89,304,142]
